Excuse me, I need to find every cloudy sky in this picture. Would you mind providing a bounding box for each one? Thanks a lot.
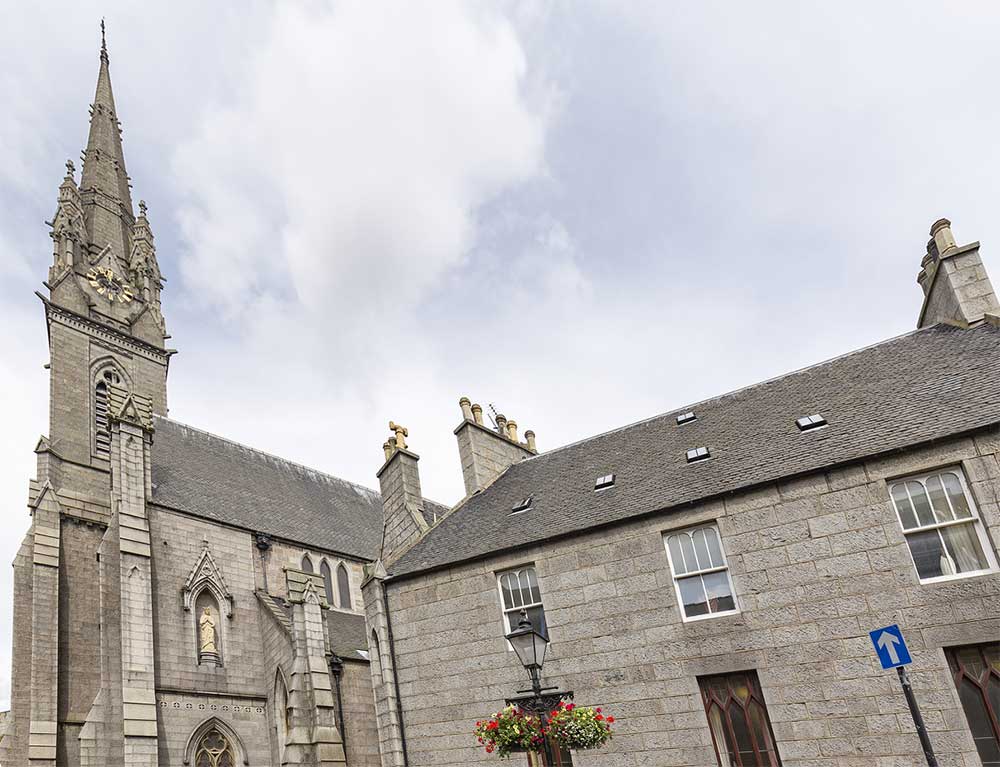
[3,1,1000,709]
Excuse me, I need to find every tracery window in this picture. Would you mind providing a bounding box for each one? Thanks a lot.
[321,560,334,605]
[889,469,997,582]
[194,727,235,767]
[337,563,352,609]
[663,524,738,621]
[699,671,781,767]
[946,643,1000,766]
[498,566,547,639]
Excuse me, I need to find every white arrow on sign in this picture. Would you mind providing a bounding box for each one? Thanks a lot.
[877,630,902,664]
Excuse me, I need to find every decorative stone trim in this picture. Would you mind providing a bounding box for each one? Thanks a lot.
[183,543,234,618]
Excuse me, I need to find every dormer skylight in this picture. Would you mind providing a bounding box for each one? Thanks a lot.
[796,414,827,432]
[686,446,711,463]
[676,411,697,425]
[594,474,616,491]
[511,497,533,514]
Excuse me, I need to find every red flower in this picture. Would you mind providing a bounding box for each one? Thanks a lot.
[607,716,615,723]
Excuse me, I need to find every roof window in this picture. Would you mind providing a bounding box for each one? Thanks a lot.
[676,411,697,425]
[686,447,711,463]
[594,474,616,491]
[511,497,533,514]
[796,414,827,431]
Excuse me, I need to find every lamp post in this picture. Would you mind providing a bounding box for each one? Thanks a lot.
[504,610,573,767]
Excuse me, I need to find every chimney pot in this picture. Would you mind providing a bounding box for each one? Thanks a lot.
[495,413,508,434]
[471,403,483,425]
[382,440,394,462]
[524,430,537,453]
[459,397,473,421]
[506,419,518,442]
[930,217,957,256]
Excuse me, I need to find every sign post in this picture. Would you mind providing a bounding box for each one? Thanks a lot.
[868,624,938,767]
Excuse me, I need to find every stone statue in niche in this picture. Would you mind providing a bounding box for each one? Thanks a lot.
[199,605,220,665]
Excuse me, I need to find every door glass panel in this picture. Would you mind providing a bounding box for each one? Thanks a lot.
[727,700,757,765]
[960,678,1000,766]
[706,704,737,766]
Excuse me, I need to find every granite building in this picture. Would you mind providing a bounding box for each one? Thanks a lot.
[1,33,390,767]
[364,219,1000,767]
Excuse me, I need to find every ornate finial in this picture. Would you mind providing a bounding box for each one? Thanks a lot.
[100,19,108,62]
[388,421,408,450]
[64,159,75,178]
[139,199,147,216]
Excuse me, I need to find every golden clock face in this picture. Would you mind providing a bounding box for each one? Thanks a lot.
[86,266,134,304]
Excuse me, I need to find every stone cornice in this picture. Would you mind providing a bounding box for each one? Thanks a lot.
[38,290,176,363]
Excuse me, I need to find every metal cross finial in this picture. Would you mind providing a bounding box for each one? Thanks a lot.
[139,200,147,216]
[65,160,75,177]
[100,19,108,61]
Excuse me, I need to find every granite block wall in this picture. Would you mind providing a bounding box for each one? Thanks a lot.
[377,430,1000,767]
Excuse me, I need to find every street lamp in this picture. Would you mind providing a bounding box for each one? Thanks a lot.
[506,611,549,695]
[504,610,572,767]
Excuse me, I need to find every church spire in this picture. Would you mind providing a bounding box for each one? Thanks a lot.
[79,21,135,263]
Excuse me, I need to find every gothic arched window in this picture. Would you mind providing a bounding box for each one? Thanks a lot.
[320,560,334,605]
[93,367,123,456]
[274,671,291,759]
[194,727,236,767]
[337,563,352,609]
[301,554,314,573]
[370,630,384,684]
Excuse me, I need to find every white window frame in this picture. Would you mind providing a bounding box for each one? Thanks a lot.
[496,565,547,648]
[889,467,998,584]
[663,523,739,623]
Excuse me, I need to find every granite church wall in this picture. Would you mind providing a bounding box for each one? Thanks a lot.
[380,430,1000,767]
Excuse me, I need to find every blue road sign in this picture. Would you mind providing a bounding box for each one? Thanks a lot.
[870,624,912,669]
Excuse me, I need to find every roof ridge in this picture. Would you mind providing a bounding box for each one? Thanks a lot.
[523,323,947,462]
[152,415,379,499]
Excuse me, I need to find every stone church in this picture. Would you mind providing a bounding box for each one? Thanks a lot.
[7,27,1000,767]
[1,34,393,767]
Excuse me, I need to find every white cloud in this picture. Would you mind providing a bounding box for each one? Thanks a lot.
[173,1,546,322]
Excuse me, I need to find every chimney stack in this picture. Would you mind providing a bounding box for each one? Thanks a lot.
[454,397,537,497]
[376,421,430,563]
[917,218,999,328]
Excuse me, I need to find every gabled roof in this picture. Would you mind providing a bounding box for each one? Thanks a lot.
[390,323,1000,577]
[150,417,384,560]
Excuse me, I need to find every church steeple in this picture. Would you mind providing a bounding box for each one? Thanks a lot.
[79,21,135,264]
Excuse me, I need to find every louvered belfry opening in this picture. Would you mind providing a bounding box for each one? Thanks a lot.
[94,368,122,455]
[94,381,110,454]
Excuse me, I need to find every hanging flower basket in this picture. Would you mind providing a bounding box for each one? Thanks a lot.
[474,702,615,758]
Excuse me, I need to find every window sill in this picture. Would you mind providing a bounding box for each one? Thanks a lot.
[680,608,741,624]
[916,567,998,586]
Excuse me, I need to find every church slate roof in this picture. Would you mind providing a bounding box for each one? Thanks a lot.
[150,417,384,559]
[326,611,370,662]
[390,322,1000,577]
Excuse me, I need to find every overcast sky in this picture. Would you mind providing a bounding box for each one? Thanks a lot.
[3,1,1000,710]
